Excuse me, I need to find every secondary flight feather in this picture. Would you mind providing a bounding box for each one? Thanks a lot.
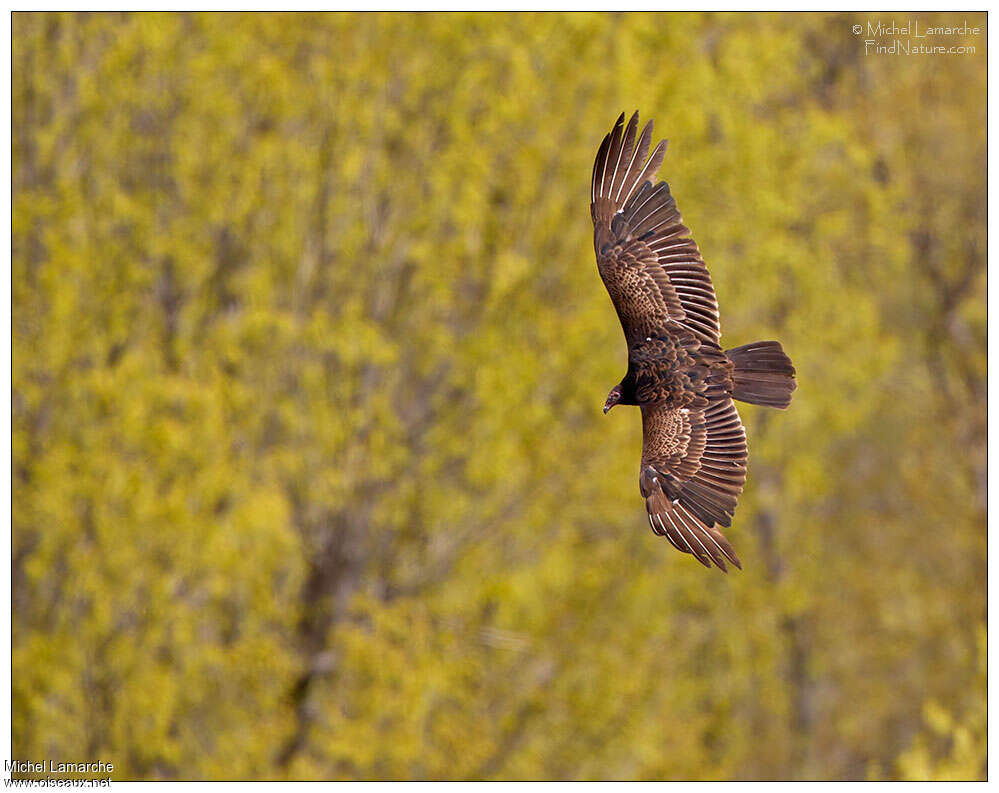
[592,111,797,572]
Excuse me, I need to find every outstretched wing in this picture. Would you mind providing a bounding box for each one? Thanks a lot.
[591,112,722,347]
[639,398,747,572]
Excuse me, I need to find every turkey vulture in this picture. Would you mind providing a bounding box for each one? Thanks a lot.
[591,112,796,572]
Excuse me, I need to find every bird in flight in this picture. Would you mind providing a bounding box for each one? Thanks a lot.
[591,111,796,572]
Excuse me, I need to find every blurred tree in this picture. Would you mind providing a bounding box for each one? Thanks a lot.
[896,626,986,780]
[12,11,985,780]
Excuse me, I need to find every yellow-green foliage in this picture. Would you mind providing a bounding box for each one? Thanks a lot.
[13,12,985,780]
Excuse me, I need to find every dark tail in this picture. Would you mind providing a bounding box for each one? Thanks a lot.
[725,341,797,409]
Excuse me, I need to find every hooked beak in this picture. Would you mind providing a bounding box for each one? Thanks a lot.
[603,404,611,414]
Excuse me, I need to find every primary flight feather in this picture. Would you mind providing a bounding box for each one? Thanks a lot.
[592,111,797,572]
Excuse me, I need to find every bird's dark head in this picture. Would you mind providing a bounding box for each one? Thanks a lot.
[603,386,623,414]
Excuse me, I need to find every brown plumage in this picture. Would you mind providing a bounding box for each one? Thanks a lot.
[592,112,797,572]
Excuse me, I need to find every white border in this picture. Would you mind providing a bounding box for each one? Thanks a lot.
[5,6,993,788]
